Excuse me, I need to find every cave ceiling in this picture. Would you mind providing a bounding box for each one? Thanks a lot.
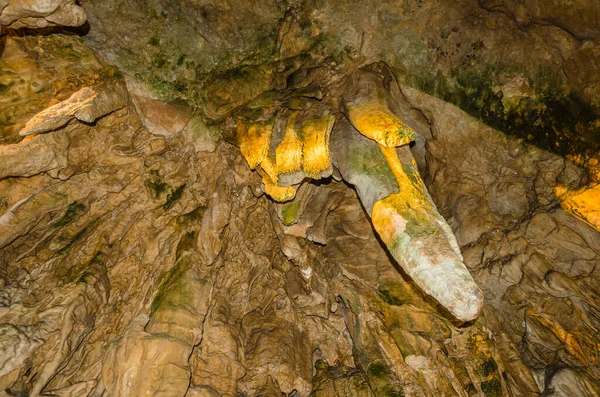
[1,0,600,396]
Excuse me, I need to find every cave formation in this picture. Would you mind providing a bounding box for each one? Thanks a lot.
[1,0,600,396]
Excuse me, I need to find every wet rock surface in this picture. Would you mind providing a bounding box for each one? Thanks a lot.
[0,66,598,397]
[1,2,600,396]
[78,0,600,160]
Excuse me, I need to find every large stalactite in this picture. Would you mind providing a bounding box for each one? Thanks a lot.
[1,1,600,396]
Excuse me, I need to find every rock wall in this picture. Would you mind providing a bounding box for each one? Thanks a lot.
[1,1,600,396]
[77,0,600,161]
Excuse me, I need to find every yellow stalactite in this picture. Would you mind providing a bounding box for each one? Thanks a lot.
[260,156,279,186]
[372,197,402,244]
[237,121,272,169]
[257,167,297,202]
[264,182,297,202]
[301,115,334,178]
[276,114,303,174]
[371,145,431,242]
[348,102,415,147]
[236,112,335,202]
[556,183,600,232]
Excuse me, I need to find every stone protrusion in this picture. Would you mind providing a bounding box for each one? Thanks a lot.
[331,117,483,322]
[19,83,128,137]
[237,109,335,202]
[347,102,415,148]
[344,69,416,148]
[236,68,483,321]
[0,0,86,29]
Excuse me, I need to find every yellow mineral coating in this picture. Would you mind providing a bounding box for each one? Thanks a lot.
[257,167,297,202]
[556,183,600,232]
[258,156,278,185]
[237,113,334,202]
[371,145,430,242]
[528,310,594,366]
[348,102,416,148]
[301,115,334,178]
[237,121,272,169]
[264,181,297,202]
[275,114,303,174]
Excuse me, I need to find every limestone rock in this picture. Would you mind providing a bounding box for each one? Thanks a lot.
[0,35,115,145]
[0,0,85,29]
[19,82,128,137]
[2,5,600,395]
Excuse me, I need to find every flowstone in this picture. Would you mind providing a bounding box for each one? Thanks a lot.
[235,66,483,322]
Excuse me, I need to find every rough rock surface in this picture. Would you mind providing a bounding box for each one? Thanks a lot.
[0,0,85,30]
[79,0,600,161]
[0,35,117,144]
[1,2,600,396]
[1,30,600,396]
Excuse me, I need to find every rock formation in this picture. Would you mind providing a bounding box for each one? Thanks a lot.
[1,1,600,396]
[0,0,85,30]
[234,65,483,322]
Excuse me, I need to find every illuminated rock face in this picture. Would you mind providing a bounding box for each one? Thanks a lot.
[557,183,600,232]
[236,69,484,322]
[237,110,335,202]
[0,0,86,29]
[2,44,599,394]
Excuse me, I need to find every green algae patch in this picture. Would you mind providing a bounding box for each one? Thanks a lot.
[480,358,498,378]
[177,205,206,225]
[367,361,387,378]
[152,232,197,314]
[348,144,399,194]
[480,378,502,397]
[57,225,91,254]
[151,259,191,315]
[366,362,406,397]
[144,169,186,211]
[145,170,170,198]
[378,285,406,306]
[163,184,186,211]
[54,201,86,228]
[74,251,104,284]
[398,65,600,160]
[281,201,300,226]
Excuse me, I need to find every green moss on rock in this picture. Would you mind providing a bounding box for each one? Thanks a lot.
[480,378,502,397]
[54,201,86,228]
[378,285,405,306]
[151,258,190,315]
[163,184,186,211]
[480,358,498,378]
[281,201,300,226]
[367,361,387,377]
[399,65,600,160]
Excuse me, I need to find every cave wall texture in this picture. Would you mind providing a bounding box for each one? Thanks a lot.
[1,0,600,396]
